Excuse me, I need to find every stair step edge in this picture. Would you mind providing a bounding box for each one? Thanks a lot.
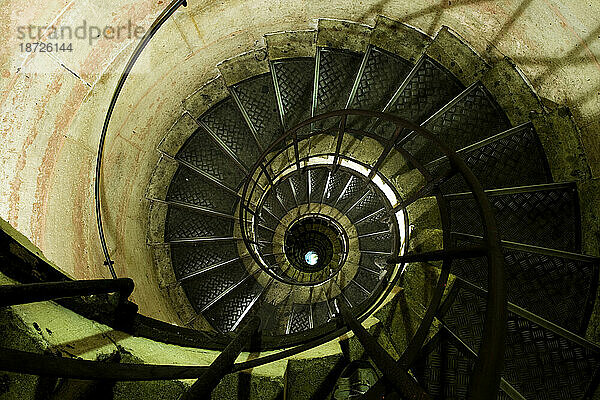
[217,48,270,87]
[371,15,431,63]
[265,29,317,60]
[316,18,373,53]
[426,25,490,85]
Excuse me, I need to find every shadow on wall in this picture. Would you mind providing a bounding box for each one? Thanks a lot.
[513,24,600,103]
[356,0,492,36]
[356,0,600,105]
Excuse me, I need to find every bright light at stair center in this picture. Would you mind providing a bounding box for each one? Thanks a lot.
[305,251,319,266]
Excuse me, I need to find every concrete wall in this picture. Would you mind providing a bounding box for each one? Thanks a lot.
[0,0,598,323]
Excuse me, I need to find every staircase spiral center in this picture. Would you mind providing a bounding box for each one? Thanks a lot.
[304,251,318,266]
[284,215,346,273]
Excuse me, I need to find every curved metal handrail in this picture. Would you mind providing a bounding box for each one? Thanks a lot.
[91,1,506,393]
[94,0,187,278]
[244,156,403,286]
[238,109,507,398]
[239,123,405,281]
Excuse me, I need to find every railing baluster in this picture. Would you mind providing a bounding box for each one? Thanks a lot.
[387,246,488,264]
[180,316,261,400]
[332,115,347,173]
[0,278,134,307]
[336,299,430,400]
[293,130,301,172]
[368,125,404,180]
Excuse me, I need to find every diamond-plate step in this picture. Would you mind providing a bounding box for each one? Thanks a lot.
[233,73,283,150]
[265,30,316,131]
[203,273,264,333]
[446,182,581,252]
[175,126,247,191]
[428,122,552,193]
[440,280,600,400]
[261,189,288,219]
[351,266,381,297]
[321,169,353,208]
[165,206,235,242]
[217,49,283,151]
[411,328,476,400]
[257,284,309,336]
[180,259,250,314]
[401,81,512,165]
[340,279,370,308]
[359,231,395,254]
[410,328,527,400]
[346,45,413,116]
[313,19,371,128]
[343,16,431,131]
[166,165,239,214]
[333,174,370,213]
[287,302,313,334]
[198,97,261,170]
[383,55,464,125]
[345,188,386,223]
[314,48,363,118]
[170,241,240,281]
[450,233,599,334]
[273,177,297,211]
[288,172,309,205]
[307,167,329,204]
[354,208,389,237]
[271,58,315,132]
[256,223,276,247]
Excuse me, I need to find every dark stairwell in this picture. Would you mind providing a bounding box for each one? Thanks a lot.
[1,4,600,400]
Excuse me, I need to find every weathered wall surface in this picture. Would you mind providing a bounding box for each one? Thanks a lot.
[0,0,598,323]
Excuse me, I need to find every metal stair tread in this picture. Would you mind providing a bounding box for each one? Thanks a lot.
[439,279,600,400]
[141,16,599,399]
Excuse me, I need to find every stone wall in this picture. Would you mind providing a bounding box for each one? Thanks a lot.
[0,0,598,324]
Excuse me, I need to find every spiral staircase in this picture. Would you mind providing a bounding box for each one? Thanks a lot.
[1,10,600,400]
[131,15,600,399]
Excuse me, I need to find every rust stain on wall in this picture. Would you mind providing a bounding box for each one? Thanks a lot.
[0,1,75,110]
[543,0,600,73]
[71,149,94,280]
[8,75,64,226]
[30,81,89,248]
[75,0,158,83]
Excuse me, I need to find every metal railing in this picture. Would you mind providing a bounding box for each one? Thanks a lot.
[94,0,188,278]
[235,109,507,398]
[83,0,507,396]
